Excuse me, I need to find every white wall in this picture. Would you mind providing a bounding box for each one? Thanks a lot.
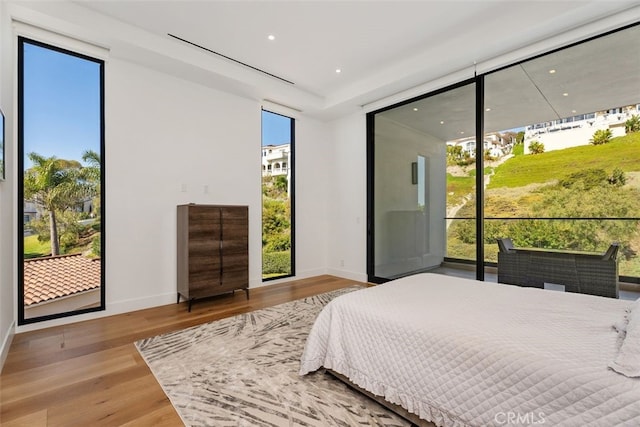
[103,57,265,315]
[0,0,16,371]
[325,112,368,282]
[292,117,330,279]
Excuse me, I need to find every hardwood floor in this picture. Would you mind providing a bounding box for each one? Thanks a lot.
[0,275,362,426]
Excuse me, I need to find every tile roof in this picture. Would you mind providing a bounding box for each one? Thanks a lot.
[23,254,101,306]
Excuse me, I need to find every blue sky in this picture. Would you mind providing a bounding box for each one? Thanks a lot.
[23,42,101,169]
[262,110,291,146]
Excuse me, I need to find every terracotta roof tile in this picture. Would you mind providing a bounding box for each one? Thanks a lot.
[23,254,101,306]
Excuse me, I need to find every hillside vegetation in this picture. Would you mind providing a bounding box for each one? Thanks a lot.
[489,132,640,189]
[447,132,640,275]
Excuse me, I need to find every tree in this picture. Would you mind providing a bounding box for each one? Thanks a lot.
[23,153,94,256]
[625,115,640,134]
[81,150,102,257]
[590,129,613,145]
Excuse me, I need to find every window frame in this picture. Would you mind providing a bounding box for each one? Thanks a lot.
[17,36,106,325]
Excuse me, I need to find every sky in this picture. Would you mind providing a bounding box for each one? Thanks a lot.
[23,42,101,169]
[262,110,291,146]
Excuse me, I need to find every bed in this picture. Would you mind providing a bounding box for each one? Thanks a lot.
[299,273,640,426]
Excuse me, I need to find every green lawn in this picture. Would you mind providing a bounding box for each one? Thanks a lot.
[24,235,50,259]
[489,132,640,189]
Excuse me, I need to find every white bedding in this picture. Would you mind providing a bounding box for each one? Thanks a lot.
[299,273,640,426]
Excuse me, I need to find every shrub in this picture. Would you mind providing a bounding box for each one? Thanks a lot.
[528,140,544,154]
[262,250,291,275]
[608,168,626,187]
[559,168,607,189]
[264,233,290,252]
[625,115,640,133]
[590,129,613,145]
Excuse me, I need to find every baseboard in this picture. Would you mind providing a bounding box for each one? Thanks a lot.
[325,268,367,283]
[16,292,177,333]
[250,268,331,289]
[0,320,16,374]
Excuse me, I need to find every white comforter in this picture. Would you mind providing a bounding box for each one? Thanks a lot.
[299,273,640,426]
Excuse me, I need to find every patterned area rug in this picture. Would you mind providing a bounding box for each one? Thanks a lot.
[135,287,410,427]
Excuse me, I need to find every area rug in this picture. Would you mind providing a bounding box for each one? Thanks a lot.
[135,287,410,427]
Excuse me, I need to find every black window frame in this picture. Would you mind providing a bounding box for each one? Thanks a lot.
[261,109,296,281]
[17,36,106,325]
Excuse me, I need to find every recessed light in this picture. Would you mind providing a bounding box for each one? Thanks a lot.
[413,107,419,112]
[549,69,556,74]
[440,121,445,125]
[335,68,341,74]
[460,131,465,135]
[485,107,491,112]
[268,34,275,41]
[563,92,569,97]
[571,110,577,113]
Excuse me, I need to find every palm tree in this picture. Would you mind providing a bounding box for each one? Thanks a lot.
[81,150,101,214]
[24,153,93,256]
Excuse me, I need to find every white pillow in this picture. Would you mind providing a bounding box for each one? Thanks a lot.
[610,298,640,377]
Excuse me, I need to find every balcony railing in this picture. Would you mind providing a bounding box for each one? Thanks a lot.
[445,217,640,281]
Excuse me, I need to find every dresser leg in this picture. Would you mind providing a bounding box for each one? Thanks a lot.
[176,292,181,304]
[188,298,194,312]
[245,288,250,300]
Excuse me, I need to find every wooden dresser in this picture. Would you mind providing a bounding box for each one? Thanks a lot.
[177,204,249,311]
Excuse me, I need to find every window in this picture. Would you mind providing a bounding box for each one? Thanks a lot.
[368,22,640,285]
[18,37,105,324]
[261,110,295,280]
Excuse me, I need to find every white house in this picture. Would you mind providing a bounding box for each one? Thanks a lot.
[524,104,640,154]
[261,143,290,177]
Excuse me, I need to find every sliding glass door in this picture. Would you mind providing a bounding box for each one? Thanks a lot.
[368,22,640,284]
[369,82,476,282]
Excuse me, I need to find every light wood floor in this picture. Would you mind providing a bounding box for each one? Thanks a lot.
[0,275,362,426]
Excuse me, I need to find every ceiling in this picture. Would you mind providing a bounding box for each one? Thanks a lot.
[14,1,640,119]
[379,23,640,141]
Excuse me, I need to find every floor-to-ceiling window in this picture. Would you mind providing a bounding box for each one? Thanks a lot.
[18,37,105,324]
[482,23,640,280]
[261,110,295,280]
[368,81,475,282]
[368,22,640,285]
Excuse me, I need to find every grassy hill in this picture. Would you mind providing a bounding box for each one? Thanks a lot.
[488,132,640,189]
[446,131,640,274]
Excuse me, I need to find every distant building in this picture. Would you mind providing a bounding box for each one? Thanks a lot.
[523,104,640,153]
[447,132,514,159]
[261,143,290,177]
